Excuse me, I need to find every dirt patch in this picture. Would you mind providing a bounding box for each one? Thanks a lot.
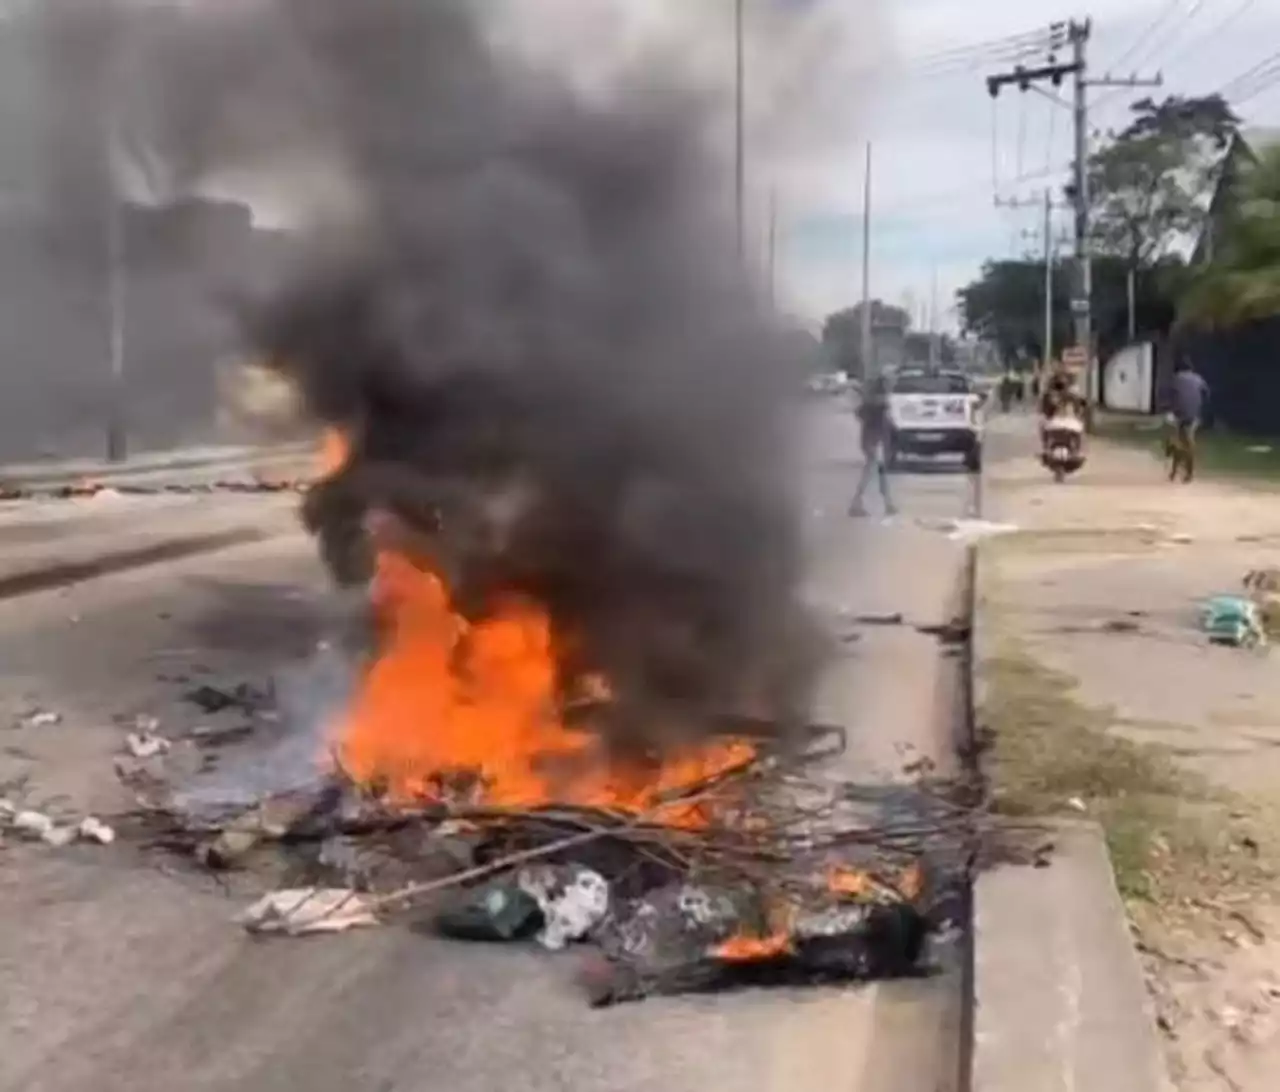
[979,647,1280,1090]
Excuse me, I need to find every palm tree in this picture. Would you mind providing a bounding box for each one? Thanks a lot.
[1180,143,1280,328]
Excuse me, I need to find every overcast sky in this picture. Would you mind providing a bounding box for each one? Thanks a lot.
[768,0,1280,332]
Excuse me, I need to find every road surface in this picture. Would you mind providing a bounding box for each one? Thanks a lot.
[0,397,975,1092]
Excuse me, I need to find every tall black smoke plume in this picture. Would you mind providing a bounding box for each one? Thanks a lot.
[240,0,823,752]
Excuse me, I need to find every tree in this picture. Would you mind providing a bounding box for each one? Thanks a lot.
[1087,95,1238,272]
[1179,143,1280,328]
[821,300,910,377]
[956,259,1071,366]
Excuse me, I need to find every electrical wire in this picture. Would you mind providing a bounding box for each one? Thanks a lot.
[1218,47,1280,101]
[1230,62,1280,108]
[1159,0,1256,74]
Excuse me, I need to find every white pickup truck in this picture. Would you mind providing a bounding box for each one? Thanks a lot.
[885,369,984,473]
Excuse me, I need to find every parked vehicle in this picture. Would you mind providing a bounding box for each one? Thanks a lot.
[885,369,984,473]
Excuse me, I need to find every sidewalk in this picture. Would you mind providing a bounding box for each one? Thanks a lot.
[976,413,1280,1091]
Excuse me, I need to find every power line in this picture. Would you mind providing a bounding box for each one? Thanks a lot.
[1231,61,1280,107]
[1218,48,1280,101]
[1100,0,1181,76]
[1160,0,1256,74]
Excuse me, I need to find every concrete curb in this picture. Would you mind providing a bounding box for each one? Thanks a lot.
[969,542,1172,1092]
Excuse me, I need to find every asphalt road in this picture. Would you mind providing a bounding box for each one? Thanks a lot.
[0,397,976,1092]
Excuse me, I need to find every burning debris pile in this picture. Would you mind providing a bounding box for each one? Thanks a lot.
[88,0,965,1006]
[122,716,966,1007]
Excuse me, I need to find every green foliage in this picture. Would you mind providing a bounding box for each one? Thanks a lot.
[1088,95,1237,268]
[956,258,1072,364]
[1180,143,1280,328]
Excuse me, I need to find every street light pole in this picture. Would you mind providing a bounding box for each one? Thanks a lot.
[766,185,778,308]
[734,0,745,261]
[859,141,873,377]
[104,107,126,464]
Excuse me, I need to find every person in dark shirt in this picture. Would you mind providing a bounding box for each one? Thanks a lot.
[850,375,897,517]
[1167,358,1210,483]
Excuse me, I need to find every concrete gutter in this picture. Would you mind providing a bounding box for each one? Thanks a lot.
[969,542,1172,1092]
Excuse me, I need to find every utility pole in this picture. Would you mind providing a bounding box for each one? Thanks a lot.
[1042,188,1054,376]
[734,0,745,261]
[859,141,873,377]
[986,19,1160,410]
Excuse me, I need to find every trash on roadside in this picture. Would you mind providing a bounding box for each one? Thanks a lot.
[41,825,76,847]
[125,730,171,759]
[919,518,1019,543]
[238,887,378,935]
[517,864,611,951]
[20,709,61,728]
[77,816,116,845]
[433,883,545,942]
[12,809,55,840]
[1201,595,1268,649]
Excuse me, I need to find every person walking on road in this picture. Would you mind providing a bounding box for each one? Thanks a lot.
[1167,358,1210,483]
[850,374,897,518]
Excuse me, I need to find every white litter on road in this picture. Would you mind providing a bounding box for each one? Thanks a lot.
[125,731,171,759]
[78,816,116,845]
[918,518,1020,543]
[238,888,378,936]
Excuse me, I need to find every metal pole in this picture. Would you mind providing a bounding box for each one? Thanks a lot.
[1126,266,1137,342]
[734,0,745,261]
[860,141,873,377]
[105,109,126,464]
[928,263,938,368]
[766,185,778,308]
[1070,19,1094,402]
[1043,187,1054,373]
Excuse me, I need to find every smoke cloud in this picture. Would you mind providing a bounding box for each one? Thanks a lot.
[35,0,883,751]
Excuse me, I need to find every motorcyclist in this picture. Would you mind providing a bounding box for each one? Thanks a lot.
[1039,370,1085,454]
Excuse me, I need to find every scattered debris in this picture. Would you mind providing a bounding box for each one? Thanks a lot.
[12,809,55,840]
[518,865,611,951]
[238,888,378,936]
[919,518,1019,543]
[854,612,905,627]
[1067,797,1088,813]
[916,619,971,644]
[125,730,171,759]
[20,709,61,729]
[183,682,274,717]
[117,721,971,1006]
[1202,596,1268,650]
[77,816,116,846]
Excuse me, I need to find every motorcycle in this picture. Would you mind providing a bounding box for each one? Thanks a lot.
[1040,413,1086,482]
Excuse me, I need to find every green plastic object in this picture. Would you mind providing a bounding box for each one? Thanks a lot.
[434,884,544,942]
[1201,595,1265,647]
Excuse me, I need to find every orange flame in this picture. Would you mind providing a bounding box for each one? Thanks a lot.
[318,426,351,479]
[327,421,754,823]
[709,932,794,963]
